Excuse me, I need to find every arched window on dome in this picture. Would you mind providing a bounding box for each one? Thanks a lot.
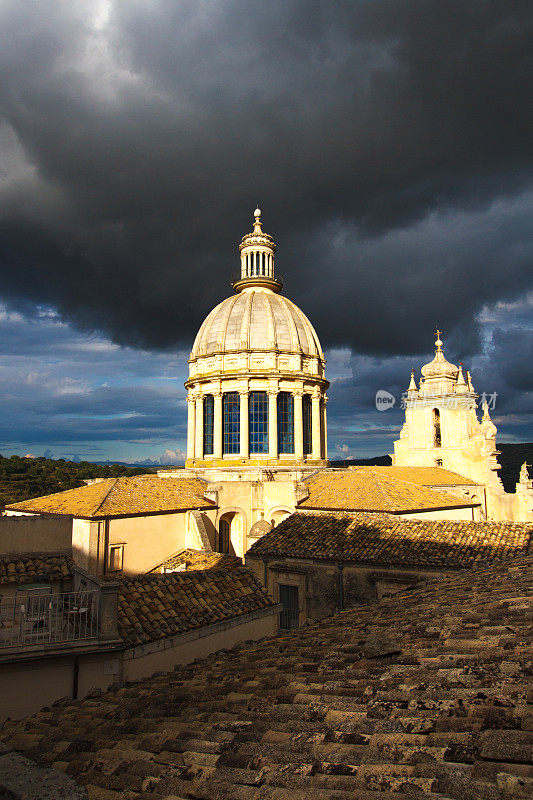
[203,395,214,455]
[277,392,294,454]
[249,391,269,454]
[433,408,442,448]
[223,392,240,454]
[303,394,312,455]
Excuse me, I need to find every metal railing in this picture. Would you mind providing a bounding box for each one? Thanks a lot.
[0,589,99,649]
[279,607,300,630]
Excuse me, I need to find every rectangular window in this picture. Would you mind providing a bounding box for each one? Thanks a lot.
[303,394,312,455]
[277,392,294,454]
[203,394,214,455]
[249,391,269,453]
[279,584,299,629]
[108,544,124,572]
[223,392,240,454]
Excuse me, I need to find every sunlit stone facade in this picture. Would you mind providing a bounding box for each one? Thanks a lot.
[185,209,329,467]
[393,332,533,521]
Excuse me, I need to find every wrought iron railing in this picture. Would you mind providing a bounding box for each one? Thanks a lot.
[0,589,99,649]
[279,607,299,630]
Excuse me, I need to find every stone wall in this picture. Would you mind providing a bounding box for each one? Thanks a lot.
[0,514,71,554]
[246,554,450,624]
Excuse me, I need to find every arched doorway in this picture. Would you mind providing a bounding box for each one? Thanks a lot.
[216,511,245,557]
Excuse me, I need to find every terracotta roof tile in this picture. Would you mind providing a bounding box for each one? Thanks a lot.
[365,465,479,486]
[248,511,533,568]
[299,469,479,512]
[6,476,215,518]
[117,567,274,647]
[150,548,242,574]
[0,552,73,585]
[3,555,532,799]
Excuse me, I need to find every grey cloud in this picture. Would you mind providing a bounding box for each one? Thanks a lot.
[0,0,530,358]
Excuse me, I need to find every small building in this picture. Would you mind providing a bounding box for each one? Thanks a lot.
[0,552,278,721]
[0,555,122,722]
[245,511,533,627]
[5,475,219,576]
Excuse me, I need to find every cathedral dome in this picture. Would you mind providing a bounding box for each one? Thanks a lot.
[185,209,329,468]
[191,289,324,360]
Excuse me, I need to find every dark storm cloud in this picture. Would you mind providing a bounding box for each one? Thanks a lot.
[0,0,531,358]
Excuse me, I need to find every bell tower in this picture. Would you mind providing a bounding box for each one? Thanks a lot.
[393,331,501,479]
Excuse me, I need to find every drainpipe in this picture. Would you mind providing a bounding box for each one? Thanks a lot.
[337,563,345,611]
[103,519,110,575]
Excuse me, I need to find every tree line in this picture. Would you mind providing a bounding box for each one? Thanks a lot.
[0,454,152,510]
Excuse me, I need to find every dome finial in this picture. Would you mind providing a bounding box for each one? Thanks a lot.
[253,206,262,233]
[435,328,443,352]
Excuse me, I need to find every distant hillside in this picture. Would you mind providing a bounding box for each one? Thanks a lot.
[0,455,153,511]
[329,455,392,468]
[329,445,533,494]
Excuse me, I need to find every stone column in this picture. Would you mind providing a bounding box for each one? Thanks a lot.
[312,392,321,461]
[195,395,203,459]
[240,391,249,459]
[214,392,223,458]
[268,390,278,460]
[294,391,304,460]
[187,395,196,460]
[98,580,120,640]
[323,395,328,460]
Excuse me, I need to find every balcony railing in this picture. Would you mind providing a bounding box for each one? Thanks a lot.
[0,589,100,649]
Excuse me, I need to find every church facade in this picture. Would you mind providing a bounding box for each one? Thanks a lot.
[393,333,533,521]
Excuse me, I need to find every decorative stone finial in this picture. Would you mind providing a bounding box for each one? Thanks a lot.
[456,363,467,393]
[408,370,418,394]
[253,207,262,233]
[518,462,531,485]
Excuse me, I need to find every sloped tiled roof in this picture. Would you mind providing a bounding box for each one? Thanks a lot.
[3,555,532,799]
[117,567,274,647]
[6,476,214,518]
[0,552,73,585]
[299,468,478,512]
[247,511,533,569]
[149,548,242,574]
[362,465,479,486]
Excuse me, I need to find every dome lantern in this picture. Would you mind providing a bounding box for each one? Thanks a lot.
[234,207,282,293]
